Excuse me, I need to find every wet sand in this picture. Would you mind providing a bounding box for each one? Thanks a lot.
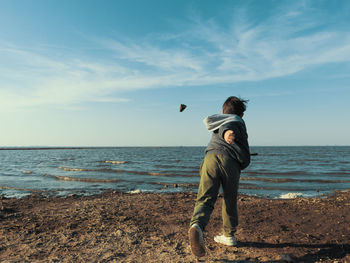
[0,191,349,262]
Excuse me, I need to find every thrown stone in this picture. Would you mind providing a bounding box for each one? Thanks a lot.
[179,104,187,112]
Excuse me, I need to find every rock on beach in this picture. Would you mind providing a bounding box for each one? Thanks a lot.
[0,190,349,262]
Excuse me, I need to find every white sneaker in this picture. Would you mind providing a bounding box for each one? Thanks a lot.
[214,234,237,246]
[188,224,205,257]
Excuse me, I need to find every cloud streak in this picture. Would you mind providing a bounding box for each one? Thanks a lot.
[1,2,350,110]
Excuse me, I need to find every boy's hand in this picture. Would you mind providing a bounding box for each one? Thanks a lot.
[224,130,235,144]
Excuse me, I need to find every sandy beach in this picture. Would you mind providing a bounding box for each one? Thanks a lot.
[0,191,349,262]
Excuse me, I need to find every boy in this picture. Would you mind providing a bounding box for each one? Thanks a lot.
[188,96,250,258]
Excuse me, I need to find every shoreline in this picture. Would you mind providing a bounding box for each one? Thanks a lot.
[0,186,340,200]
[1,190,349,262]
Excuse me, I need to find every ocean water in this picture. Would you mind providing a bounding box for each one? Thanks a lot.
[0,146,349,199]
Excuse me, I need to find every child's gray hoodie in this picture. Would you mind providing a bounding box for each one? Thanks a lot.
[203,114,250,170]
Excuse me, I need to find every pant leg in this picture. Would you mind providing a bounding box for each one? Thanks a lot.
[217,155,241,236]
[190,153,221,230]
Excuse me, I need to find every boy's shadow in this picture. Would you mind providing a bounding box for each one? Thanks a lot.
[211,241,350,263]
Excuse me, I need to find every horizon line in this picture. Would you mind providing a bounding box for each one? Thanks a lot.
[0,145,349,150]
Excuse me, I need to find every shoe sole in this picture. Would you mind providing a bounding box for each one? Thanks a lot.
[188,227,205,257]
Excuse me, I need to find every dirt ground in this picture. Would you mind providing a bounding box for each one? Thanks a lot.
[0,190,349,262]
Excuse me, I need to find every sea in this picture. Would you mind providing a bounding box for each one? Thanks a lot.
[0,146,349,199]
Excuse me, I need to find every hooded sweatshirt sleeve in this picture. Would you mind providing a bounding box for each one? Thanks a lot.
[205,115,250,170]
[218,122,246,144]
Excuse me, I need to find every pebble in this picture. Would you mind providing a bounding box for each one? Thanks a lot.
[174,242,181,250]
[280,253,296,262]
[115,230,124,237]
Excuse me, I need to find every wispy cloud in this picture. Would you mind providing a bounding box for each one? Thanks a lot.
[1,2,350,110]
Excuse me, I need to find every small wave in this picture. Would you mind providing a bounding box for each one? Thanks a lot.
[59,167,89,172]
[154,164,199,170]
[58,166,197,177]
[239,183,316,192]
[280,193,303,199]
[0,185,48,193]
[149,182,198,189]
[240,176,350,184]
[244,171,306,176]
[154,164,176,169]
[22,170,33,174]
[148,172,163,176]
[264,153,283,157]
[327,172,350,176]
[127,189,142,194]
[44,174,122,183]
[104,160,128,164]
[154,159,181,163]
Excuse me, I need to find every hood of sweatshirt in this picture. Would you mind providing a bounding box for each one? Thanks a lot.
[203,114,244,132]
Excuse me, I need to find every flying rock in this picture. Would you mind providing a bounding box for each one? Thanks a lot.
[179,104,187,112]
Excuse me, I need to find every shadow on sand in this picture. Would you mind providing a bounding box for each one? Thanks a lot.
[210,241,350,263]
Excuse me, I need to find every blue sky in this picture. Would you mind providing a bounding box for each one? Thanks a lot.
[0,0,350,146]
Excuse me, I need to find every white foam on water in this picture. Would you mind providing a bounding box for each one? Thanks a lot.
[279,192,304,199]
[127,189,142,194]
[104,160,128,164]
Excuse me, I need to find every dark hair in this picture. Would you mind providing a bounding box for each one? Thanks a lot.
[222,96,248,116]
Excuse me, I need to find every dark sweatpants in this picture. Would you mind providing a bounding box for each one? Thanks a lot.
[190,152,241,236]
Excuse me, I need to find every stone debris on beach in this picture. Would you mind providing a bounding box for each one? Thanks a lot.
[179,104,187,112]
[0,191,349,262]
